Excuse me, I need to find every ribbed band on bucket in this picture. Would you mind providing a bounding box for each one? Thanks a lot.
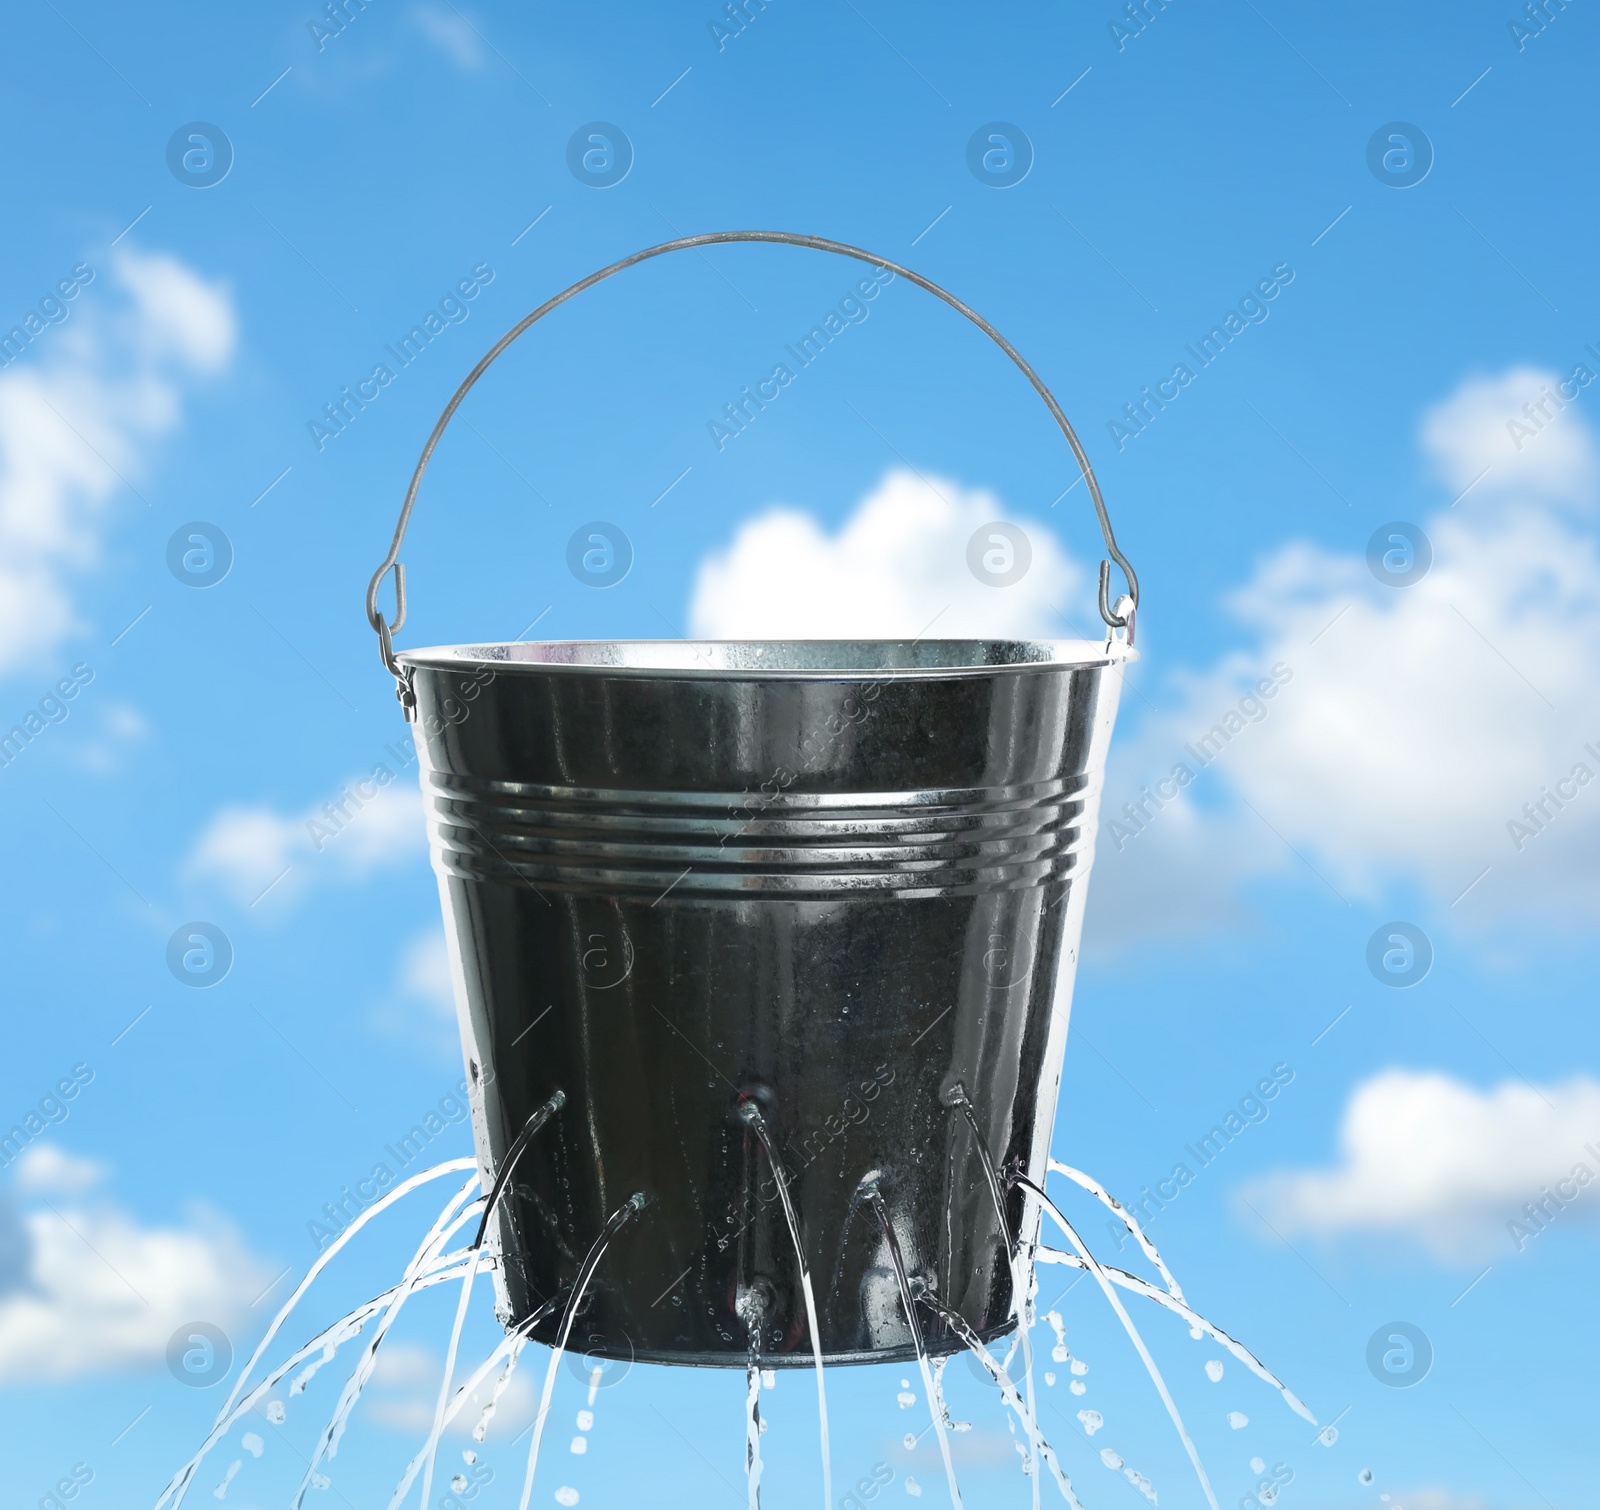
[423,770,1099,899]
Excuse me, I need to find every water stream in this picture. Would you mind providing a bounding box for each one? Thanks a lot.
[291,1175,485,1508]
[918,1291,1084,1510]
[739,1101,832,1510]
[948,1085,1041,1510]
[866,1184,963,1510]
[736,1288,767,1509]
[1017,1173,1221,1510]
[153,1108,1316,1510]
[158,1157,478,1510]
[516,1192,647,1510]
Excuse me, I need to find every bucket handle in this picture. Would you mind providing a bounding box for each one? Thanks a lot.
[365,230,1138,707]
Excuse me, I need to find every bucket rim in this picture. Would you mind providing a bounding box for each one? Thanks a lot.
[397,637,1135,679]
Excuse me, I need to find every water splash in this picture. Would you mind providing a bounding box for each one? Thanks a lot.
[1017,1174,1219,1510]
[918,1291,1083,1510]
[865,1185,961,1510]
[517,1193,647,1510]
[948,1086,1040,1510]
[292,1175,485,1507]
[387,1297,562,1508]
[416,1242,486,1510]
[1048,1159,1184,1302]
[1033,1244,1315,1424]
[158,1157,477,1510]
[415,1090,567,1510]
[155,1246,475,1507]
[736,1288,766,1510]
[739,1101,832,1510]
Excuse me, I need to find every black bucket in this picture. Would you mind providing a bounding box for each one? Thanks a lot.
[364,233,1141,1367]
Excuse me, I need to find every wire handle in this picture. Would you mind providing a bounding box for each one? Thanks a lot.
[366,231,1139,707]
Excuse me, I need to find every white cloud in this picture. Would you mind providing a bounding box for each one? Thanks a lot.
[1420,365,1596,502]
[13,1143,107,1196]
[1087,366,1600,948]
[372,929,459,1051]
[688,468,1087,640]
[1241,1069,1600,1259]
[0,248,234,677]
[409,4,487,69]
[0,1155,272,1383]
[185,776,425,908]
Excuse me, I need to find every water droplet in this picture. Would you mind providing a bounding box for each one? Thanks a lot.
[264,1400,286,1425]
[1043,1371,1056,1386]
[1227,1411,1249,1429]
[900,1377,910,1387]
[1319,1425,1339,1446]
[761,1368,776,1389]
[1099,1448,1124,1470]
[310,1473,330,1491]
[1069,1380,1087,1395]
[1125,1466,1158,1504]
[1078,1409,1103,1436]
[1205,1359,1224,1382]
[903,1432,917,1450]
[1359,1474,1375,1488]
[1250,1456,1266,1474]
[461,1449,477,1465]
[1189,1325,1203,1339]
[576,1410,594,1430]
[1052,1344,1068,1362]
[451,1475,467,1492]
[897,1390,917,1408]
[570,1435,587,1454]
[1260,1486,1279,1507]
[1070,1359,1088,1376]
[905,1476,922,1497]
[241,1432,263,1459]
[555,1490,580,1507]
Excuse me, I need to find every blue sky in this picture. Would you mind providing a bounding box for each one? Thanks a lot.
[2,2,1598,1507]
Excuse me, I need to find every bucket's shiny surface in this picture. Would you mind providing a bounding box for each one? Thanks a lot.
[399,639,1129,1367]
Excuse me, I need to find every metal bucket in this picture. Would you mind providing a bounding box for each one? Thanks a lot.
[364,234,1141,1368]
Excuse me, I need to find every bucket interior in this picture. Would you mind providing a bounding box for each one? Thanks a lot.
[399,637,1127,676]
